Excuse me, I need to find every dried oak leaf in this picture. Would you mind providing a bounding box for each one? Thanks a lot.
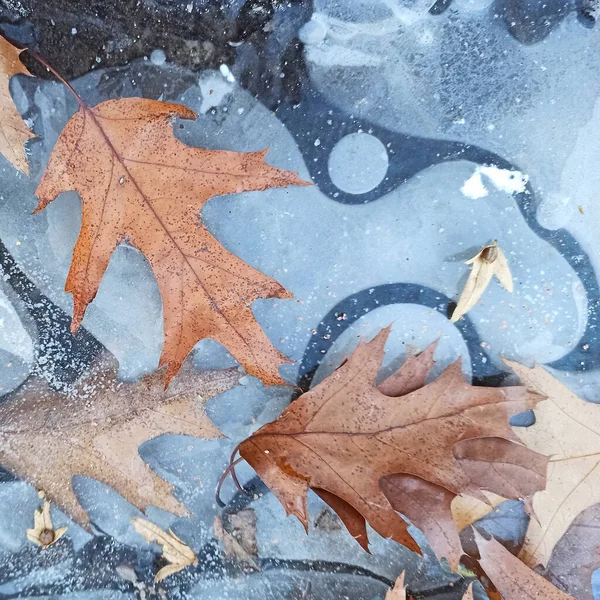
[451,240,513,323]
[34,97,309,386]
[506,359,600,568]
[0,349,240,527]
[475,530,575,599]
[376,342,534,569]
[545,502,600,600]
[236,328,547,568]
[0,36,35,174]
[377,343,544,570]
[132,517,198,582]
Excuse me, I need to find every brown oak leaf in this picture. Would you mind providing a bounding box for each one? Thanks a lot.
[0,350,240,526]
[34,96,309,386]
[378,343,545,570]
[235,328,548,566]
[475,530,575,599]
[0,36,35,174]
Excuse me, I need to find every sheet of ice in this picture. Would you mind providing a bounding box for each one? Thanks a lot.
[0,286,32,395]
[0,482,89,554]
[189,570,391,600]
[0,5,598,590]
[306,0,600,196]
[311,303,472,387]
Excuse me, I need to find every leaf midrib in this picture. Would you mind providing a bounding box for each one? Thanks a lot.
[86,106,251,355]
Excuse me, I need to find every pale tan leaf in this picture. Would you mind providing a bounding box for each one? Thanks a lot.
[0,36,35,174]
[132,517,198,581]
[0,350,240,527]
[493,246,513,292]
[462,583,475,600]
[155,563,189,583]
[451,241,513,322]
[385,572,406,600]
[505,358,600,568]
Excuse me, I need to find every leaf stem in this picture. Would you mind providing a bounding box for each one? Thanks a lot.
[0,33,84,107]
[216,455,249,508]
[24,48,85,107]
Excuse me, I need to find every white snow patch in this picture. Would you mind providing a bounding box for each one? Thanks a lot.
[461,166,528,199]
[197,72,234,114]
[219,64,235,83]
[461,170,488,199]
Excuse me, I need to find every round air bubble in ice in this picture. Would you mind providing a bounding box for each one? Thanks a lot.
[328,132,389,194]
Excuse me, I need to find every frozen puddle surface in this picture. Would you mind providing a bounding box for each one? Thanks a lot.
[0,0,599,598]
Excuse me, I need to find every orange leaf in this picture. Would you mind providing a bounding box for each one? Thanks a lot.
[237,328,548,564]
[34,97,309,386]
[0,36,35,174]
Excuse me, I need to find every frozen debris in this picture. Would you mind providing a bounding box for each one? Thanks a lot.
[460,169,488,199]
[132,517,198,582]
[461,166,529,199]
[451,240,513,322]
[314,508,342,532]
[26,492,68,549]
[214,509,259,570]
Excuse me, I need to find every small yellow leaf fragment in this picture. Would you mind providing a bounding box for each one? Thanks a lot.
[385,572,406,600]
[131,517,198,582]
[451,240,513,323]
[451,491,506,532]
[26,494,68,549]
